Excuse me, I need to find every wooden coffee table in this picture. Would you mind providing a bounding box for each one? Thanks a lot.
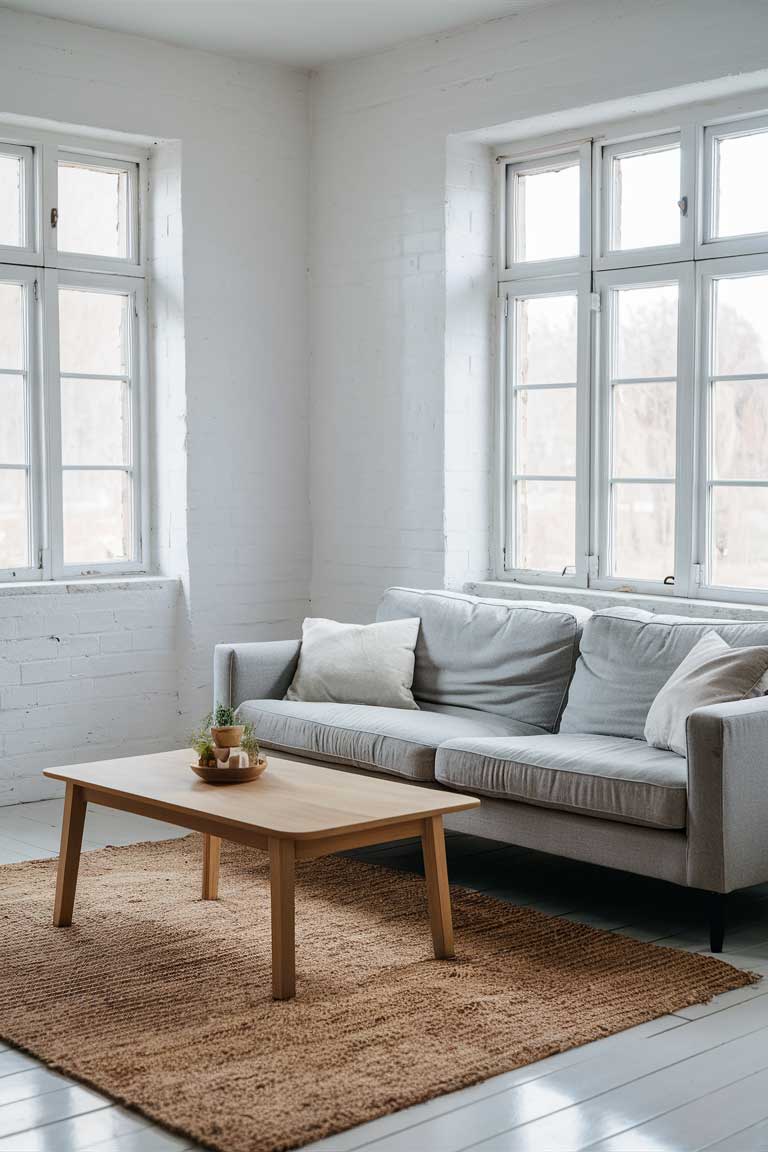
[44,750,480,999]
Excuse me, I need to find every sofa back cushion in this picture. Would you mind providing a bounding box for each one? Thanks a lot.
[376,587,591,732]
[560,607,768,740]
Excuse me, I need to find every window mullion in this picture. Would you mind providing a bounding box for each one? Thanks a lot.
[41,142,57,271]
[28,269,46,580]
[41,268,63,579]
[672,262,696,597]
[574,271,592,588]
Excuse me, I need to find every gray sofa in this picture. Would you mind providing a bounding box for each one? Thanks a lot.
[213,587,768,952]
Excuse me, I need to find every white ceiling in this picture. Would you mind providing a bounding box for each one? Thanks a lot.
[4,0,557,68]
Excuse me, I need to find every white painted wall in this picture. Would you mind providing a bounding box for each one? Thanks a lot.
[309,0,768,621]
[0,9,311,802]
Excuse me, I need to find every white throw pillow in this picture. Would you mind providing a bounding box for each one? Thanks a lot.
[644,630,768,756]
[285,617,421,709]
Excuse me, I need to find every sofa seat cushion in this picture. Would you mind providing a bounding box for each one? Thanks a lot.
[435,734,687,829]
[237,699,545,782]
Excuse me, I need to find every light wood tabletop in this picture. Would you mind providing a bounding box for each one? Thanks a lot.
[44,749,480,999]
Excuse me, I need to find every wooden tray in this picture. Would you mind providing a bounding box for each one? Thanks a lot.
[190,758,268,785]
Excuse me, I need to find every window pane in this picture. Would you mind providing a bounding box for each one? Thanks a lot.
[62,378,129,467]
[712,486,768,589]
[0,376,26,465]
[0,154,22,248]
[59,288,128,376]
[714,130,768,239]
[514,163,579,263]
[516,387,576,475]
[615,283,678,379]
[612,482,674,580]
[58,161,129,259]
[516,479,575,571]
[0,469,28,568]
[714,274,768,376]
[516,294,577,385]
[714,380,768,480]
[63,470,131,565]
[613,381,676,479]
[0,282,23,370]
[611,145,680,250]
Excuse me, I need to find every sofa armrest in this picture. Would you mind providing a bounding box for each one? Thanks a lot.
[686,696,768,892]
[213,640,301,711]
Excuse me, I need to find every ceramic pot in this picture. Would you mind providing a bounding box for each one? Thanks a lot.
[210,725,244,748]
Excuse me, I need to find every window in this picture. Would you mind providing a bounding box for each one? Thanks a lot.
[0,128,146,580]
[496,100,768,601]
[503,283,585,577]
[501,143,591,278]
[701,261,768,591]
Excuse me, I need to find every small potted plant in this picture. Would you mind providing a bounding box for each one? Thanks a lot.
[189,713,267,784]
[209,704,244,749]
[241,721,262,768]
[190,724,217,768]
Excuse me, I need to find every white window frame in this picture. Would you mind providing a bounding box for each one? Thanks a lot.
[594,128,696,270]
[696,252,768,603]
[44,270,149,580]
[0,143,37,265]
[494,90,768,604]
[497,141,591,281]
[699,112,768,260]
[495,273,592,587]
[0,264,44,580]
[592,262,696,598]
[0,122,149,582]
[54,151,142,276]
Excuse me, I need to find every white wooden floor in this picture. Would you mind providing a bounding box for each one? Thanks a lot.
[1,802,768,1152]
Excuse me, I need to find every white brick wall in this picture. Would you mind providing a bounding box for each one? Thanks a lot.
[0,580,178,804]
[309,0,768,622]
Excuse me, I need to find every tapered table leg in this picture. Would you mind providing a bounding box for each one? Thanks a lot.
[202,834,221,900]
[421,815,454,958]
[269,837,296,999]
[53,782,87,927]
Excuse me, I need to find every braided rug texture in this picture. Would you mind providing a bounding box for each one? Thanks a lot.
[0,835,757,1152]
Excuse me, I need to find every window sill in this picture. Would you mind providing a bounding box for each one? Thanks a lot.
[0,575,179,598]
[465,579,768,621]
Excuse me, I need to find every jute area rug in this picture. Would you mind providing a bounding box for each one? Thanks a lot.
[0,836,757,1152]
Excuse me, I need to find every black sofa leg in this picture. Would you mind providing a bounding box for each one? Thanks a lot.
[707,892,726,953]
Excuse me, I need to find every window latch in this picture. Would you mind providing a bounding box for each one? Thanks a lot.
[663,575,675,585]
[677,195,688,217]
[50,207,58,229]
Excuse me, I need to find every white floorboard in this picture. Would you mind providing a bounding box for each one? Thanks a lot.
[1,798,768,1152]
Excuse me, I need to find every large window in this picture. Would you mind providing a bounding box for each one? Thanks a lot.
[496,99,768,602]
[0,127,146,580]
